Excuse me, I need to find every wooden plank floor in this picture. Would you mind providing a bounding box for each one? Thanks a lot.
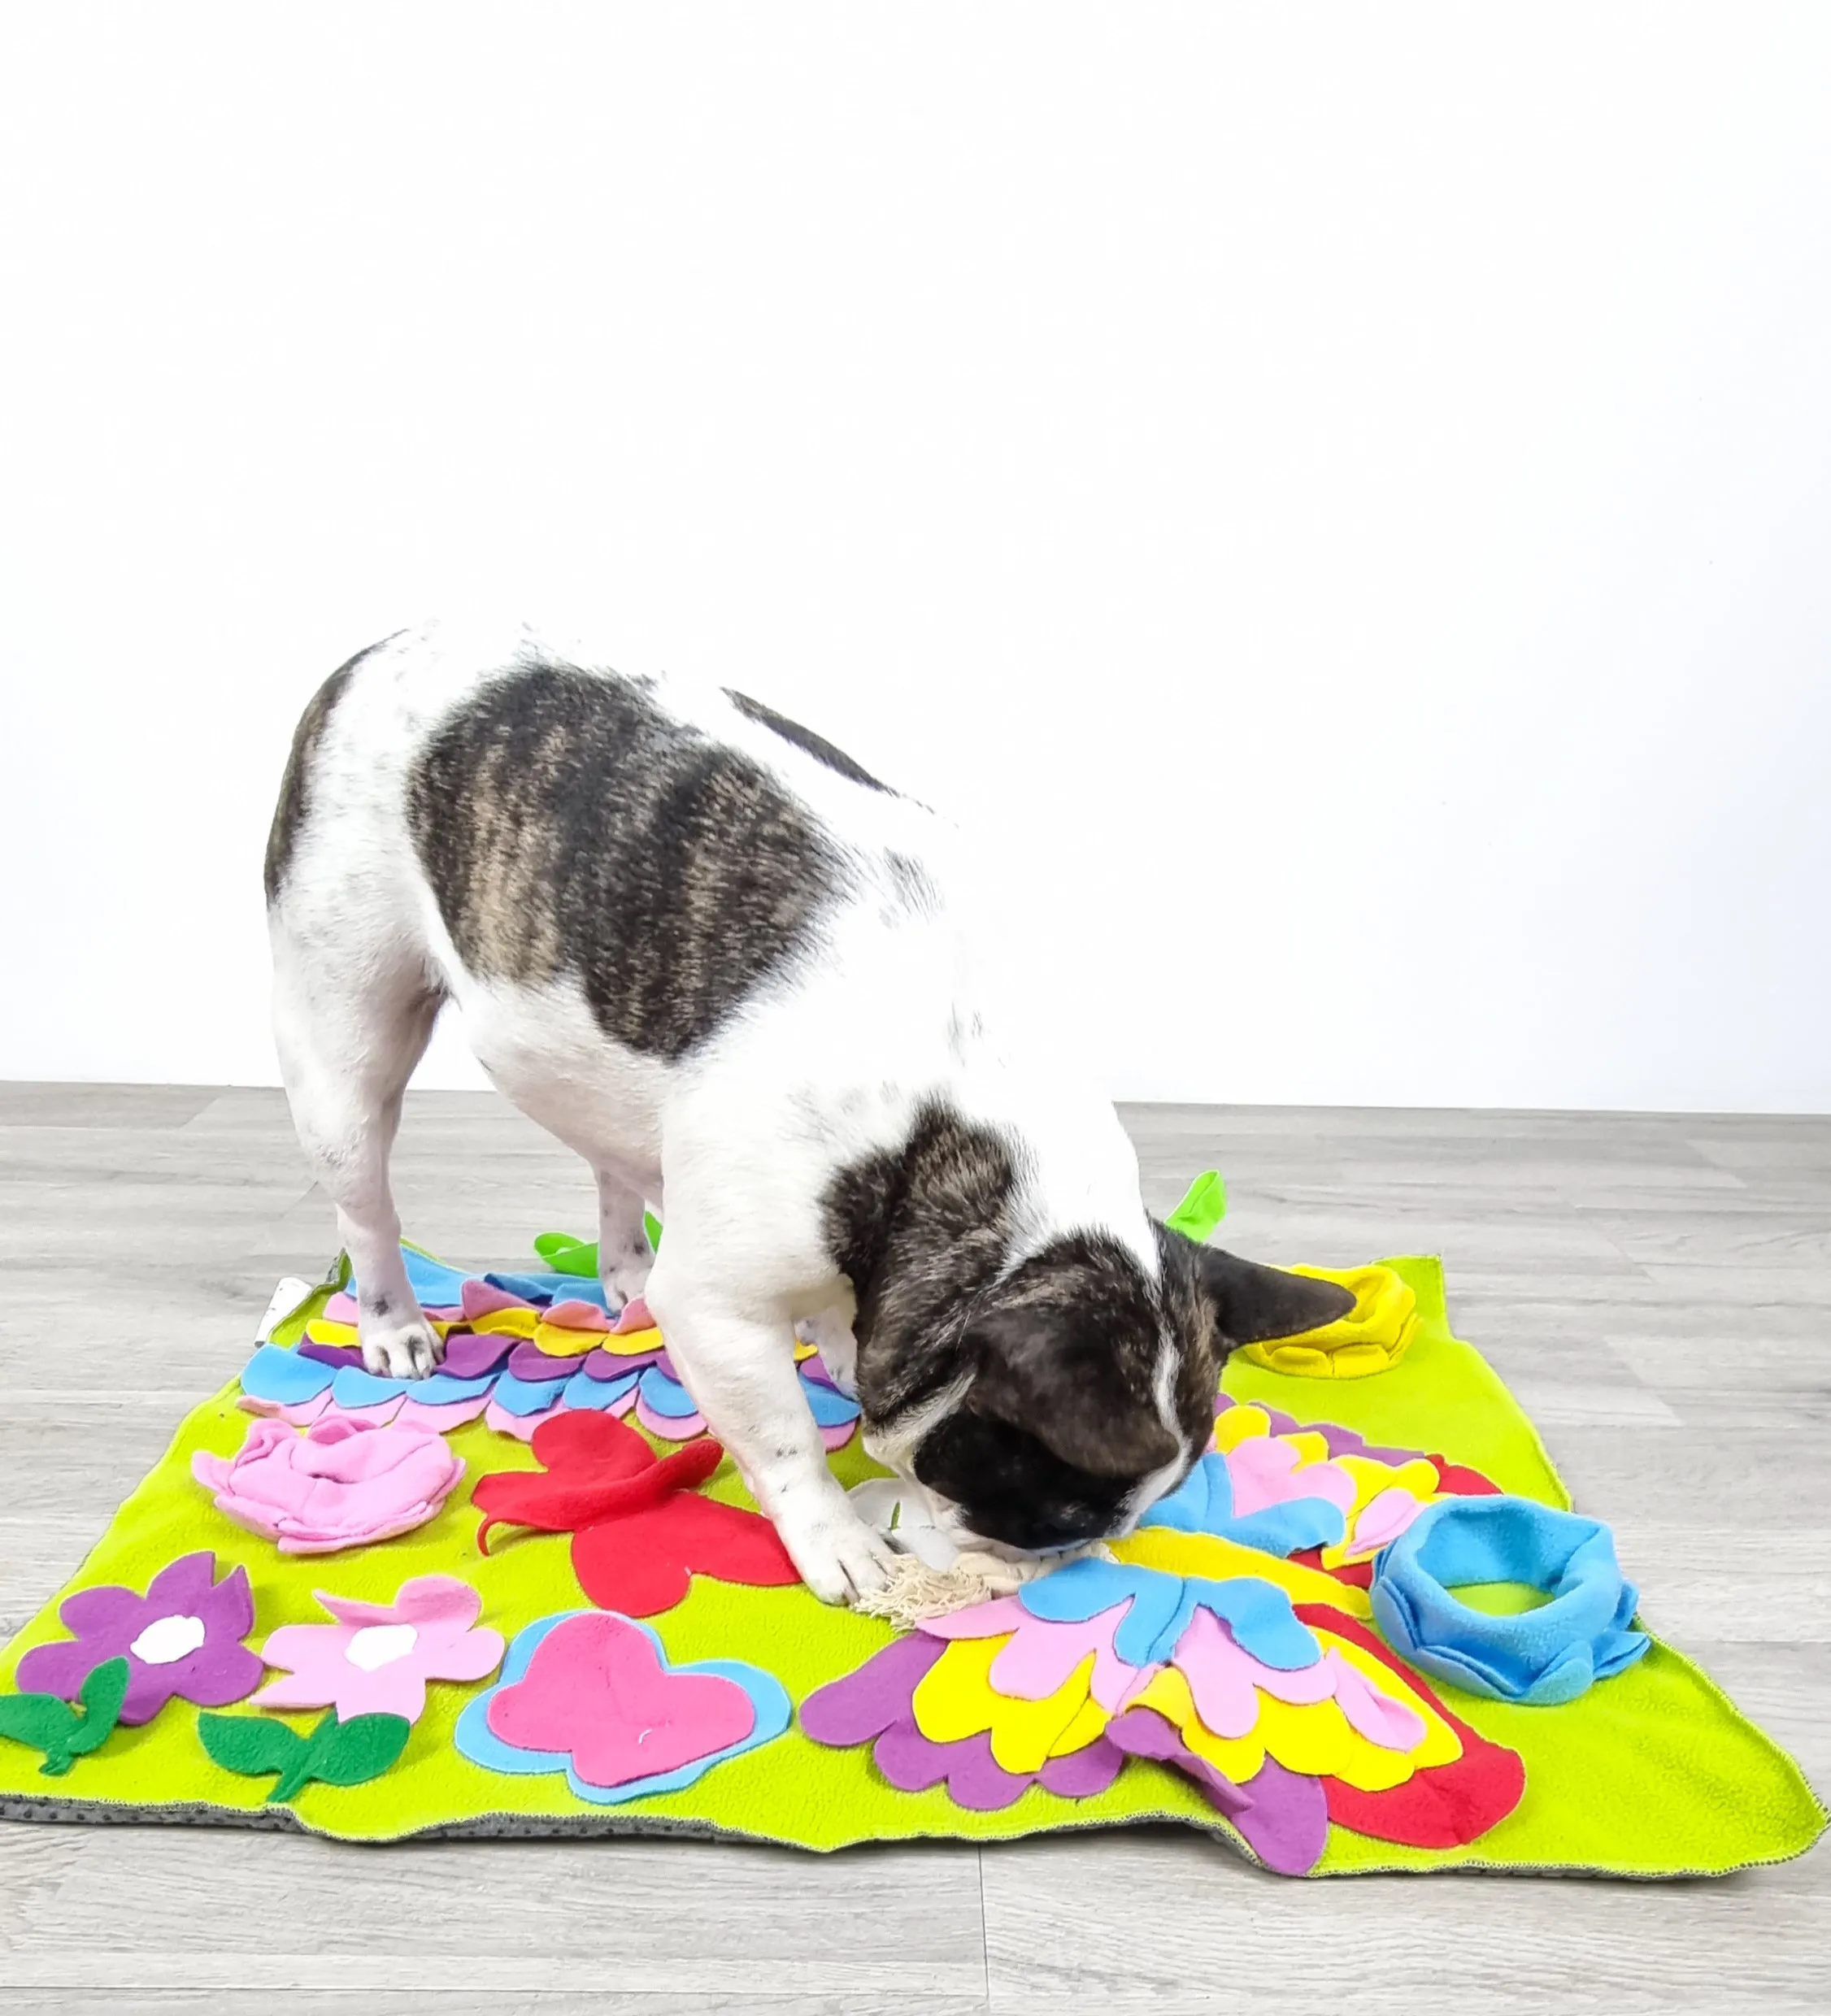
[1,1084,1826,2013]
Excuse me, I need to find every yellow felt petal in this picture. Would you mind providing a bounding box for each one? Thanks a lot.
[1313,1628,1461,1769]
[595,1325,665,1359]
[1132,1667,1264,1781]
[1255,1690,1418,1789]
[1211,1404,1272,1454]
[1109,1527,1374,1620]
[1050,1692,1112,1758]
[1280,1430,1334,1470]
[470,1307,540,1339]
[303,1318,357,1348]
[529,1318,603,1357]
[911,1638,1098,1775]
[1335,1453,1441,1515]
[793,1337,819,1362]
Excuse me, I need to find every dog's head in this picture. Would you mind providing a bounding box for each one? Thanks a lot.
[875,1227,1354,1554]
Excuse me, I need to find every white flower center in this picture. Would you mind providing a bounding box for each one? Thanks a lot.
[346,1623,418,1671]
[128,1613,207,1666]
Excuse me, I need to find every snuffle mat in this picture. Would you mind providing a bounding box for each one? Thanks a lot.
[0,1219,1823,1880]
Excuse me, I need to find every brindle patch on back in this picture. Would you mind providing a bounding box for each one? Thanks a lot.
[263,636,396,902]
[407,661,851,1060]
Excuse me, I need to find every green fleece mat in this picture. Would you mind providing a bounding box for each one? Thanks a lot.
[0,1249,1822,1879]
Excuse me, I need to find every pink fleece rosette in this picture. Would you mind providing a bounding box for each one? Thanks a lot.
[192,1416,464,1553]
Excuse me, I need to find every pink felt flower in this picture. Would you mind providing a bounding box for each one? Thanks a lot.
[250,1574,505,1722]
[192,1416,464,1554]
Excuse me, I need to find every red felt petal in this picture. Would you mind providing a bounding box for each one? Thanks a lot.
[1429,1458,1503,1497]
[1294,1603,1526,1850]
[570,1494,799,1616]
[572,1506,695,1616]
[529,1410,655,1480]
[663,1493,800,1588]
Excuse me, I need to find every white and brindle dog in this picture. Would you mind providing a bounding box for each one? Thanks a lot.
[264,622,1350,1604]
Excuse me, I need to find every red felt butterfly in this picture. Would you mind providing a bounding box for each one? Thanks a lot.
[472,1413,799,1615]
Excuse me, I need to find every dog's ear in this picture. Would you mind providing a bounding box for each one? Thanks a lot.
[963,1304,1179,1479]
[1189,1246,1356,1346]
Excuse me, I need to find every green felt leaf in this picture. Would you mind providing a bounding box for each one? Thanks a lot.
[67,1658,129,1756]
[198,1711,307,1787]
[643,1210,663,1253]
[301,1710,411,1792]
[0,1691,80,1774]
[533,1232,598,1277]
[1164,1168,1227,1243]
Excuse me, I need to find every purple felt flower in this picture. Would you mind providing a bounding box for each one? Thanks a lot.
[800,1634,1124,1813]
[15,1551,263,1727]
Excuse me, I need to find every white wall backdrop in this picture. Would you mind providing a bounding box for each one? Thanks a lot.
[2,4,1828,1110]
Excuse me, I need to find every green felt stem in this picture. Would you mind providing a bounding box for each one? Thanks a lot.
[1164,1168,1227,1242]
[0,1658,128,1779]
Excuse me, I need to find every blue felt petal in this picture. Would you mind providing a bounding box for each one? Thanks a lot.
[563,1367,639,1410]
[800,1376,862,1427]
[454,1612,791,1804]
[329,1366,415,1406]
[1142,1452,1232,1533]
[1019,1559,1183,1668]
[239,1343,335,1406]
[485,1271,611,1310]
[1177,1577,1320,1671]
[1218,1496,1348,1558]
[637,1364,702,1419]
[399,1245,474,1306]
[491,1368,571,1418]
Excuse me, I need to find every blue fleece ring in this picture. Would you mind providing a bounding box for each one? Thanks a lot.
[1369,1495,1650,1706]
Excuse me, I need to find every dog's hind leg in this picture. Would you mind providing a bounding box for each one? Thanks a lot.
[270,918,445,1376]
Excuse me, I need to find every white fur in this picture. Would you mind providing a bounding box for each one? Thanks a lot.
[270,621,1159,1603]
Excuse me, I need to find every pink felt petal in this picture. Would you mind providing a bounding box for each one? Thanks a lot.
[426,1625,507,1683]
[1350,1485,1429,1554]
[1170,1605,1265,1739]
[462,1278,535,1320]
[1227,1436,1355,1518]
[394,1392,491,1436]
[1324,1649,1429,1752]
[546,1298,611,1333]
[486,1612,752,1789]
[323,1292,361,1323]
[485,1397,541,1441]
[612,1296,654,1334]
[636,1395,707,1440]
[818,1418,858,1453]
[239,1392,334,1427]
[920,1597,1033,1641]
[987,1610,1133,1709]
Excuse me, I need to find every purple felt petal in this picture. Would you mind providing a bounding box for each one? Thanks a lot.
[799,1356,838,1391]
[1104,1709,1252,1818]
[1037,1736,1126,1800]
[581,1346,646,1381]
[799,1633,946,1747]
[507,1340,589,1381]
[653,1347,680,1383]
[298,1341,366,1371]
[15,1635,111,1701]
[873,1721,1035,1810]
[1232,1754,1331,1877]
[441,1331,518,1379]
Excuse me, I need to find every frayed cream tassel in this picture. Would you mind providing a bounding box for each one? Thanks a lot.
[854,1543,1113,1627]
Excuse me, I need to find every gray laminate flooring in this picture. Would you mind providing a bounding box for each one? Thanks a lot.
[0,1085,1825,2013]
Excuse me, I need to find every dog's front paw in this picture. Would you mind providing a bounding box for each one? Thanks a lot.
[359,1314,444,1379]
[776,1501,900,1606]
